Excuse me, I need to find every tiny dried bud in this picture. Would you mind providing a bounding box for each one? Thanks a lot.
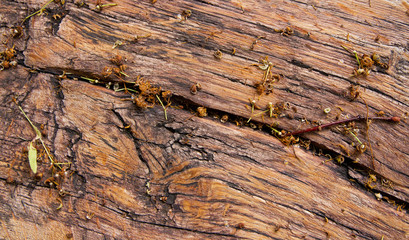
[361,54,374,68]
[197,107,207,117]
[12,26,23,38]
[6,176,15,184]
[214,50,223,59]
[357,144,366,153]
[101,66,112,78]
[284,26,293,35]
[110,55,123,66]
[375,110,385,117]
[371,53,380,63]
[190,83,201,95]
[220,114,228,123]
[391,116,400,123]
[181,9,192,19]
[2,61,10,69]
[9,60,17,67]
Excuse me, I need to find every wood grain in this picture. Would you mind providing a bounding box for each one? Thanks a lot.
[1,0,409,239]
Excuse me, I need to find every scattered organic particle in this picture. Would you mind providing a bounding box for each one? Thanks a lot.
[374,34,380,42]
[11,26,23,38]
[231,48,236,55]
[365,173,377,189]
[348,84,360,100]
[197,107,207,117]
[152,0,157,3]
[250,36,265,50]
[102,65,116,78]
[1,46,17,71]
[286,115,400,136]
[9,60,17,67]
[280,134,299,146]
[237,223,245,229]
[56,197,63,210]
[161,90,172,103]
[374,192,382,201]
[132,95,148,108]
[34,172,44,181]
[336,143,350,156]
[299,139,311,149]
[75,0,85,7]
[86,211,95,220]
[112,65,128,77]
[52,13,63,20]
[214,49,223,59]
[275,26,293,36]
[190,82,202,95]
[397,203,406,212]
[112,40,123,49]
[381,178,394,189]
[323,108,331,114]
[269,125,284,137]
[95,0,117,11]
[334,155,344,164]
[110,55,123,66]
[220,114,229,123]
[130,33,152,43]
[6,175,15,184]
[181,9,192,20]
[371,53,389,69]
[204,30,223,41]
[81,76,99,84]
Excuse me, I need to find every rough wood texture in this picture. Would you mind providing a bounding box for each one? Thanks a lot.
[1,0,409,239]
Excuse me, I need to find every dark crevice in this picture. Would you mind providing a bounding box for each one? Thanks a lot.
[111,108,152,175]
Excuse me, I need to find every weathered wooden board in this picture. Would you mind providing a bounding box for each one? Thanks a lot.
[1,0,409,239]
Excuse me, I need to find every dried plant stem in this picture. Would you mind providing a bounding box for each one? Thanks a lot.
[17,105,57,167]
[360,96,376,169]
[156,95,167,120]
[22,0,55,24]
[286,115,400,136]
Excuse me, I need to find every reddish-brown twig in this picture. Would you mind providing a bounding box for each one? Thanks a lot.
[286,115,400,136]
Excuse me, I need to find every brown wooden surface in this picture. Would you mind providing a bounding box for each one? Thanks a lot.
[1,0,409,239]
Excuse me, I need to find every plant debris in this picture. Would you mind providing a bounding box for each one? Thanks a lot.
[253,57,280,95]
[341,45,389,77]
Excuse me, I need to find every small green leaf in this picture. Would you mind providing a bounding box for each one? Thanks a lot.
[28,141,37,174]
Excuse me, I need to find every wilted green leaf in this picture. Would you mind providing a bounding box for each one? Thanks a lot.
[28,141,37,174]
